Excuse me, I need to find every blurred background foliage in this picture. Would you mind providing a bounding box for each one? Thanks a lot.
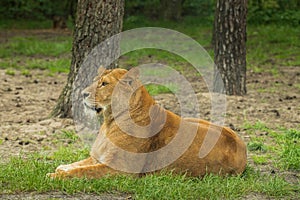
[0,0,77,23]
[0,0,299,26]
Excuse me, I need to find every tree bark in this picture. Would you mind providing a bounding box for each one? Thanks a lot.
[160,0,184,21]
[213,0,247,95]
[52,0,125,118]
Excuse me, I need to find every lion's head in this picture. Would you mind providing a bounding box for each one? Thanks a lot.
[82,67,142,116]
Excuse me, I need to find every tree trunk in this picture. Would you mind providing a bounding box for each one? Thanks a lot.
[160,0,184,21]
[52,0,125,118]
[213,0,247,95]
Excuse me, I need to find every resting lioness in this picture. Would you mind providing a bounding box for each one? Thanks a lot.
[48,67,247,178]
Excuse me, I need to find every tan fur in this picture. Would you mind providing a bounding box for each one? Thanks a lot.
[48,67,247,179]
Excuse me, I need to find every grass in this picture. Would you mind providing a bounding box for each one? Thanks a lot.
[252,155,269,165]
[247,24,300,68]
[247,141,268,153]
[145,83,178,96]
[243,121,300,171]
[0,36,72,57]
[0,128,298,199]
[0,19,299,76]
[272,128,300,170]
[0,58,71,74]
[0,35,72,74]
[5,69,15,76]
[0,151,297,199]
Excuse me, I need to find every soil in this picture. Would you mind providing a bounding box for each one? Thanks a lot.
[0,30,299,199]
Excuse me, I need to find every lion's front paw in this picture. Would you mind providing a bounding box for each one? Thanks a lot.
[55,164,73,172]
[46,172,58,179]
[46,171,67,179]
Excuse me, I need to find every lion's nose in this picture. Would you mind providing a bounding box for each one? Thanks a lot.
[82,91,90,99]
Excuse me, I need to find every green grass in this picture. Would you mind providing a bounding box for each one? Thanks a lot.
[0,152,296,199]
[252,155,269,165]
[0,19,299,76]
[247,141,268,153]
[0,129,298,199]
[59,130,81,143]
[0,36,72,57]
[0,123,297,199]
[243,121,300,171]
[0,35,72,74]
[271,128,300,170]
[247,25,300,68]
[145,83,178,96]
[120,22,300,76]
[5,69,15,76]
[0,58,70,74]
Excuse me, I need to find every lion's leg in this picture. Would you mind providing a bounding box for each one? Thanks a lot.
[55,156,97,173]
[48,163,127,179]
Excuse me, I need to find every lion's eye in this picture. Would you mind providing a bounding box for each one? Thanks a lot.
[101,82,108,87]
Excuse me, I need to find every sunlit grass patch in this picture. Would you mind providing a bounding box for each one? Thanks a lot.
[252,155,269,165]
[145,83,178,96]
[5,69,15,76]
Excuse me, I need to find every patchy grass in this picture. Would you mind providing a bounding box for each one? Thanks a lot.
[252,155,269,165]
[59,130,81,143]
[243,121,300,171]
[0,35,71,74]
[0,36,72,58]
[5,69,15,76]
[0,58,70,74]
[248,141,268,153]
[145,83,178,96]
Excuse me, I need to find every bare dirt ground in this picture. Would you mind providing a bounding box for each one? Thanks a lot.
[0,30,299,199]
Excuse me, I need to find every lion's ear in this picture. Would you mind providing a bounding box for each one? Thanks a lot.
[121,77,134,86]
[127,67,139,78]
[98,65,106,75]
[122,68,139,86]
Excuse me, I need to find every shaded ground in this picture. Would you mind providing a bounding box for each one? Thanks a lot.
[0,30,299,199]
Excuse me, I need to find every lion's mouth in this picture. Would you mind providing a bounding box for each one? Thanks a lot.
[84,102,103,114]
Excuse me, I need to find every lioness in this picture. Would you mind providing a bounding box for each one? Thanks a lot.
[48,67,247,178]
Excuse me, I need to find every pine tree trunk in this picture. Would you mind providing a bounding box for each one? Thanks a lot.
[52,0,125,118]
[213,0,247,95]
